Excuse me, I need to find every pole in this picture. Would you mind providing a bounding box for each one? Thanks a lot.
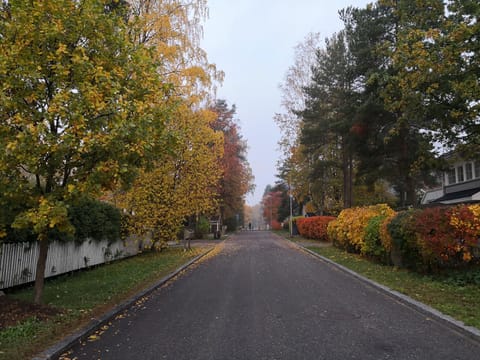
[289,176,293,237]
[289,193,293,237]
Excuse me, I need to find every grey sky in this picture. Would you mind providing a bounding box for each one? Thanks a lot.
[202,0,371,205]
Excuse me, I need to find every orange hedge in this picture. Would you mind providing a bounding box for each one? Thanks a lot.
[296,216,336,241]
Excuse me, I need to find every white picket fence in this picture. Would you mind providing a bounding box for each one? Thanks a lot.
[0,238,140,290]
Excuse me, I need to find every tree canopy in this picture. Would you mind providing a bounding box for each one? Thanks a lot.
[0,0,248,304]
[0,0,173,302]
[276,0,477,214]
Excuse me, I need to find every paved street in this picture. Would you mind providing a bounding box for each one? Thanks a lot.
[61,231,480,360]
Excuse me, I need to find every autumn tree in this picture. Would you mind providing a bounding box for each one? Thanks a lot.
[117,105,223,249]
[275,2,441,212]
[113,0,226,245]
[277,1,477,211]
[127,0,223,102]
[272,181,299,223]
[276,32,356,214]
[211,100,254,230]
[274,33,322,214]
[261,186,283,230]
[260,181,298,230]
[0,0,170,303]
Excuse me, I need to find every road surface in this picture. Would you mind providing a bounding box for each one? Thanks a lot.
[60,231,480,360]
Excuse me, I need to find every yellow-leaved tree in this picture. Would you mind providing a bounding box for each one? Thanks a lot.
[0,0,172,303]
[111,0,225,246]
[128,0,223,102]
[117,105,223,249]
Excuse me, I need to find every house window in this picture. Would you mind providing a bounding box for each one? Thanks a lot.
[457,166,464,182]
[447,168,456,184]
[466,163,473,180]
[475,161,480,179]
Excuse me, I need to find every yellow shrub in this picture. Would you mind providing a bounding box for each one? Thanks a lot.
[328,204,395,252]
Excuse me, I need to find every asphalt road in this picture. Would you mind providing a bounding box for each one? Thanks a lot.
[61,231,480,360]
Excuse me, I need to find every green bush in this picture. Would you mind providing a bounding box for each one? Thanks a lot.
[68,197,121,243]
[224,217,238,232]
[1,197,121,244]
[363,215,388,261]
[1,226,36,243]
[387,210,422,270]
[195,216,210,239]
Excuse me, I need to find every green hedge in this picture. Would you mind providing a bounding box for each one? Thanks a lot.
[364,215,388,261]
[386,210,423,269]
[68,197,121,243]
[2,197,121,243]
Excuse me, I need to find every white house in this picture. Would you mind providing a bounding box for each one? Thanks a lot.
[421,156,480,205]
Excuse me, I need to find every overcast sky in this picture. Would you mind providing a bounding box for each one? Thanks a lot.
[201,0,371,205]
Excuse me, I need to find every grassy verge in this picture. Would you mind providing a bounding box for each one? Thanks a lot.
[273,229,331,247]
[0,247,206,360]
[307,246,480,330]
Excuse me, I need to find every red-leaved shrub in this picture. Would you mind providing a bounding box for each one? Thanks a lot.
[414,205,479,268]
[297,216,336,241]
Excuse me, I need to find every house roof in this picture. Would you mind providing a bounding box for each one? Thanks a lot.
[432,187,480,203]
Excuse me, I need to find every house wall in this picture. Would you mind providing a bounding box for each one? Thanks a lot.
[421,188,444,204]
[445,178,480,194]
[445,160,480,186]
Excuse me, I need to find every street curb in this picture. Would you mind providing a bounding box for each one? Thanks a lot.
[292,240,480,343]
[32,246,216,360]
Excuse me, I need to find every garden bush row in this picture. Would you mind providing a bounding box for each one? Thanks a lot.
[327,204,480,271]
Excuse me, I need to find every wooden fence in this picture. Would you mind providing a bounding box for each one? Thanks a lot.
[0,238,140,290]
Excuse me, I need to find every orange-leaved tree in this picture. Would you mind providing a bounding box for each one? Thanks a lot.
[210,100,254,229]
[261,187,283,230]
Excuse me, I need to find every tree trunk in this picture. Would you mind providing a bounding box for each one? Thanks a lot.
[34,238,49,304]
[398,125,416,207]
[348,152,354,207]
[406,176,416,207]
[342,138,352,209]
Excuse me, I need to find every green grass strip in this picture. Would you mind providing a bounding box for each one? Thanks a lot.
[0,247,205,360]
[307,246,480,330]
